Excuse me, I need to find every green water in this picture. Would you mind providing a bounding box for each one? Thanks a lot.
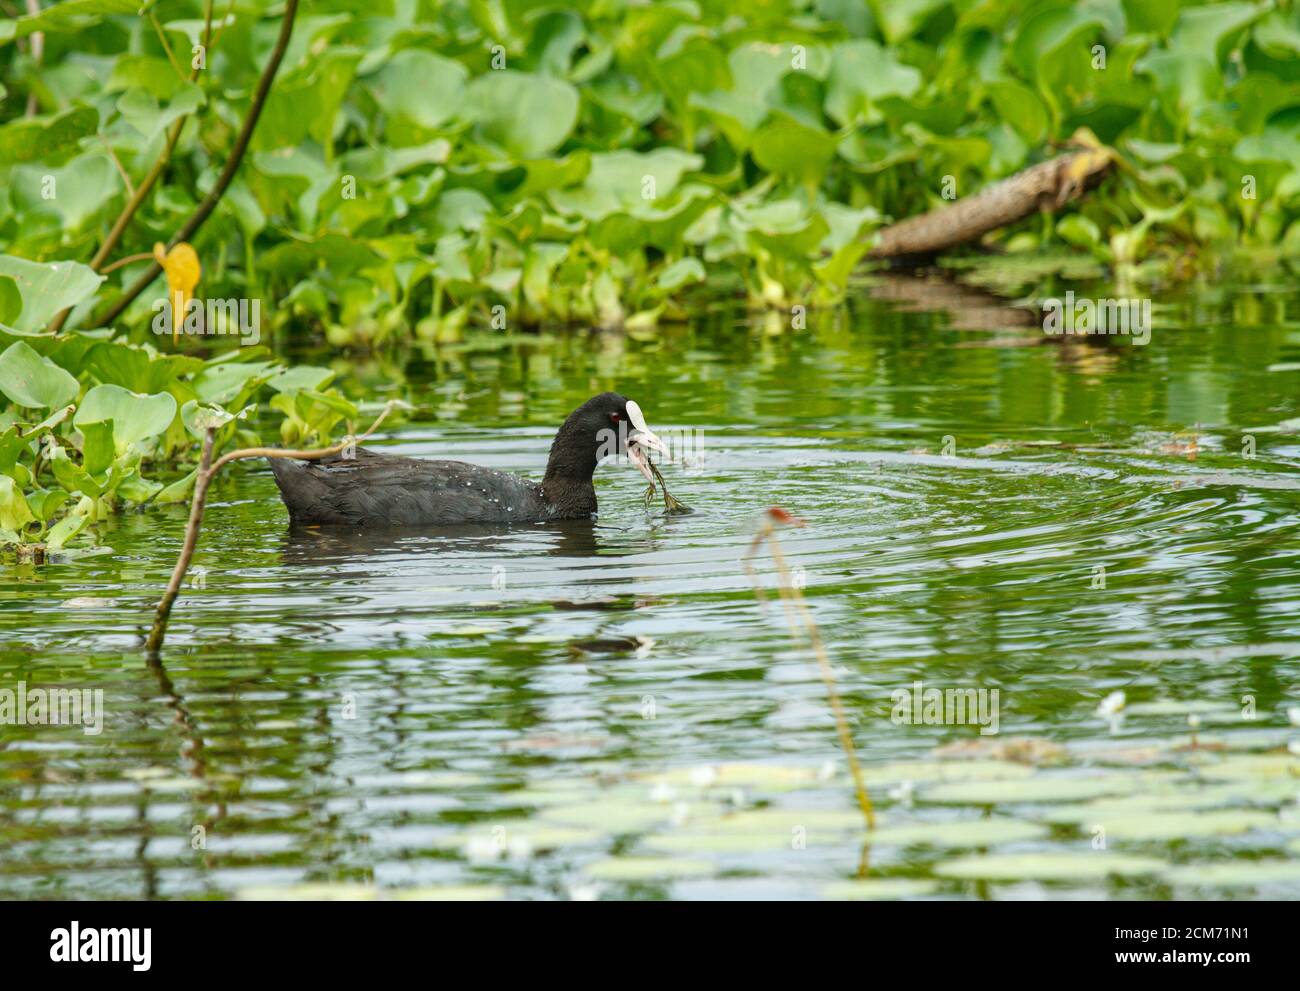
[3,270,1300,900]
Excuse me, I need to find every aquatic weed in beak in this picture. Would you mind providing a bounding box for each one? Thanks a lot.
[621,401,691,514]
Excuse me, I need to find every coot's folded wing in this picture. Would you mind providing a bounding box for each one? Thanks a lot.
[269,449,547,525]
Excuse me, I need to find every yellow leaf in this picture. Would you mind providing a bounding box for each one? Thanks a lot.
[154,242,201,343]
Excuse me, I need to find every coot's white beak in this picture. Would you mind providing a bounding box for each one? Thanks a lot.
[625,399,668,483]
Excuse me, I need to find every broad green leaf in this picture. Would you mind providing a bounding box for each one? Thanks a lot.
[825,39,922,126]
[984,81,1049,144]
[26,488,70,524]
[45,504,90,550]
[181,399,250,438]
[79,419,116,476]
[0,427,28,476]
[117,82,205,141]
[74,385,177,455]
[0,341,80,409]
[155,468,199,504]
[267,366,336,394]
[1234,108,1300,164]
[0,255,104,334]
[0,106,98,165]
[655,257,706,292]
[368,49,467,129]
[1137,53,1222,127]
[117,474,164,504]
[49,447,103,498]
[1171,1,1267,65]
[869,0,949,44]
[464,71,579,159]
[0,0,150,44]
[256,50,362,154]
[752,115,839,188]
[193,360,279,405]
[0,475,35,532]
[13,154,118,232]
[688,90,767,152]
[0,277,20,325]
[83,340,203,394]
[549,149,702,220]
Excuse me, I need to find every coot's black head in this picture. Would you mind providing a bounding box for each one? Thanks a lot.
[542,392,668,513]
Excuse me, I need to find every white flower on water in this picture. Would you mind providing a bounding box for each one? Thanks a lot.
[671,801,691,827]
[689,765,717,789]
[1288,740,1300,757]
[650,781,676,804]
[1287,705,1300,728]
[568,884,600,902]
[1096,690,1126,733]
[1187,713,1201,730]
[1096,691,1126,718]
[888,780,914,807]
[817,760,837,782]
[465,835,503,863]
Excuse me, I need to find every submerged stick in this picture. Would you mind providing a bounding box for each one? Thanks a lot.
[146,402,401,654]
[869,144,1115,261]
[745,507,875,830]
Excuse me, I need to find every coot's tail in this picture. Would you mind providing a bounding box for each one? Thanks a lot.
[268,456,328,524]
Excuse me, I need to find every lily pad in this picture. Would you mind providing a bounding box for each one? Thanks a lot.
[390,884,506,901]
[923,775,1145,805]
[1162,861,1300,888]
[863,818,1048,848]
[434,821,602,856]
[871,760,1035,785]
[584,856,714,881]
[1198,755,1300,781]
[936,852,1167,882]
[821,878,939,900]
[643,762,825,792]
[1065,810,1281,842]
[542,798,723,832]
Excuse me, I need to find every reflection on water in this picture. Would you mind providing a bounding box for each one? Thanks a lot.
[2,270,1299,899]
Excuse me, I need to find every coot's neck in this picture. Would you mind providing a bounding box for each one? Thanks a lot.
[541,414,599,517]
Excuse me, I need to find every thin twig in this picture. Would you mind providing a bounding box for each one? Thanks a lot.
[100,252,155,275]
[208,0,237,50]
[745,508,876,830]
[99,136,136,197]
[150,11,187,79]
[146,430,216,655]
[24,0,42,116]
[46,0,223,334]
[146,400,398,654]
[96,0,300,331]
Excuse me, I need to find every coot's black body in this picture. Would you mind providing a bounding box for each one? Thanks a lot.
[268,392,666,527]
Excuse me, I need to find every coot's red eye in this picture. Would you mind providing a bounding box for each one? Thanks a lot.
[609,412,620,423]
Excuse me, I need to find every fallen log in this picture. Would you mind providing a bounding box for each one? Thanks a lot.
[869,147,1115,261]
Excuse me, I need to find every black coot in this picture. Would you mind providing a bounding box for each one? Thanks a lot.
[268,392,668,526]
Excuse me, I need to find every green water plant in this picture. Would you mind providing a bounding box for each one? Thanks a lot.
[4,0,1298,349]
[0,323,366,556]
